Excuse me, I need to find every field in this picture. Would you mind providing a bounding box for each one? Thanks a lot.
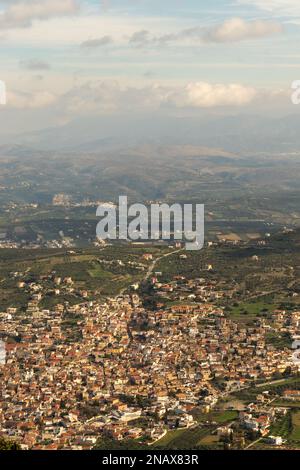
[290,411,300,442]
[193,410,238,424]
[154,239,300,328]
[153,425,214,450]
[153,410,238,450]
[3,148,300,242]
[266,410,300,446]
[229,300,275,317]
[269,413,292,440]
[0,245,169,311]
[213,410,238,423]
[3,225,300,317]
[198,434,219,446]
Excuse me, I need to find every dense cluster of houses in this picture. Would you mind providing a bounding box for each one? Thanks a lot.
[1,268,300,449]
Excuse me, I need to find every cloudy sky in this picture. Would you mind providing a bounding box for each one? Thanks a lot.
[0,0,300,135]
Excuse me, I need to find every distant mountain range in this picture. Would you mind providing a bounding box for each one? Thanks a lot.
[4,112,300,154]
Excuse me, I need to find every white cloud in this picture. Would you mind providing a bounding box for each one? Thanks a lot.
[5,14,278,49]
[7,90,56,108]
[0,0,79,29]
[60,81,167,115]
[57,80,261,117]
[128,18,283,47]
[202,18,283,42]
[0,80,287,132]
[166,82,258,108]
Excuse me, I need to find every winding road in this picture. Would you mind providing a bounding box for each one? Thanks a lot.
[143,248,185,281]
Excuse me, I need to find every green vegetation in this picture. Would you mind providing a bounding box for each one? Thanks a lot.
[266,332,291,350]
[0,245,166,311]
[94,436,147,450]
[267,410,300,444]
[154,425,214,450]
[0,436,21,450]
[152,429,186,447]
[118,394,152,409]
[213,410,238,423]
[269,413,292,439]
[257,376,300,394]
[4,148,300,243]
[230,300,275,318]
[290,411,300,442]
[192,409,238,424]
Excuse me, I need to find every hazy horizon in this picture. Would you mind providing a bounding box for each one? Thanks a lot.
[0,0,300,144]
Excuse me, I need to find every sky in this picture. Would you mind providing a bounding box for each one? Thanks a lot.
[1,0,300,136]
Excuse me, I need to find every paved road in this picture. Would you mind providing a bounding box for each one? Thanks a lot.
[256,378,291,388]
[245,437,263,449]
[144,248,185,281]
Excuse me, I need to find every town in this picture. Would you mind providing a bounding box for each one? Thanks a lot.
[1,239,300,450]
